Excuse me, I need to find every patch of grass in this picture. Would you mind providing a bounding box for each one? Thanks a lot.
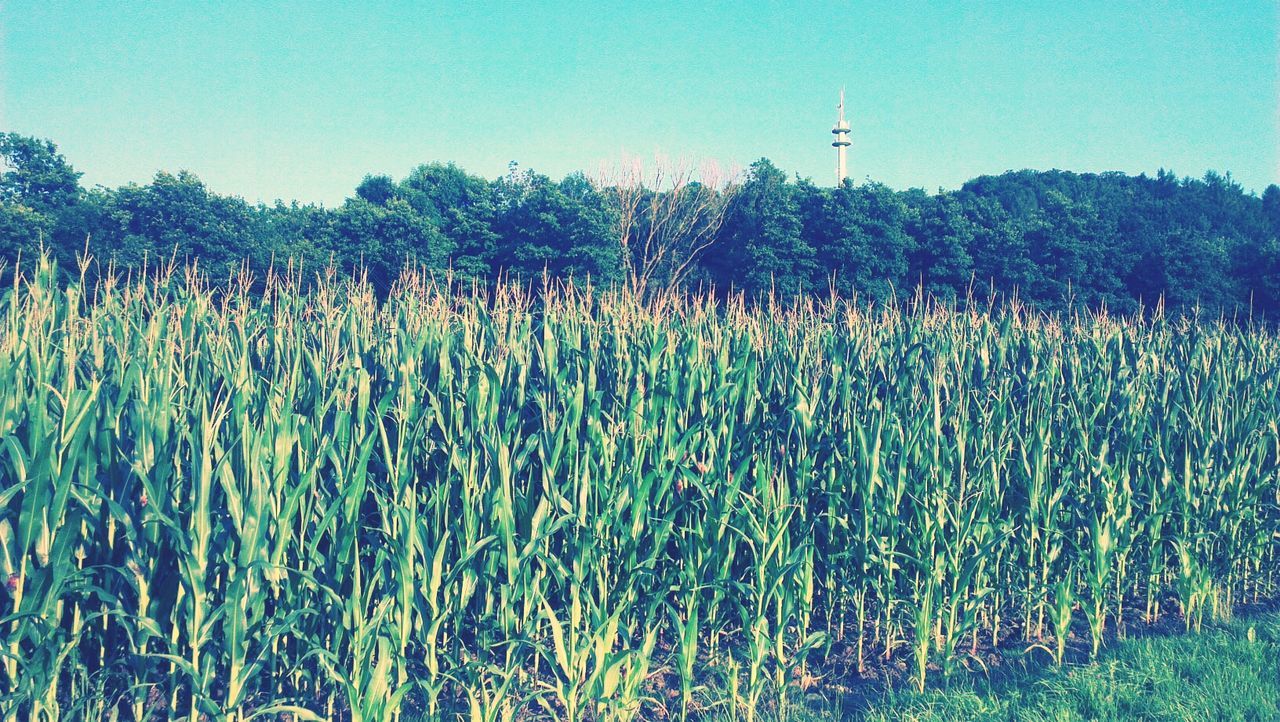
[816,611,1280,721]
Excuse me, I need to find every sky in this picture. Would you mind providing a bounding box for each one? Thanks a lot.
[2,1,1277,206]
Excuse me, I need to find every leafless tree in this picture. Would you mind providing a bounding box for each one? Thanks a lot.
[594,155,741,297]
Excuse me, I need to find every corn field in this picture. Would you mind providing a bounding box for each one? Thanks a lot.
[1,257,1278,722]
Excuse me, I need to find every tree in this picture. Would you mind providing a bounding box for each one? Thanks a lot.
[803,180,913,304]
[256,200,338,281]
[907,192,975,302]
[332,196,450,291]
[0,203,50,267]
[355,174,398,206]
[595,156,739,296]
[397,163,499,280]
[1156,229,1237,312]
[712,159,814,298]
[0,133,86,270]
[97,171,259,279]
[492,165,621,284]
[959,193,1032,303]
[0,133,82,213]
[1236,235,1280,316]
[1021,191,1131,312]
[2,130,1278,319]
[1263,184,1280,237]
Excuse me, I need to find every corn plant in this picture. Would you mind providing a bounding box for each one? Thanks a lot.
[0,254,1276,719]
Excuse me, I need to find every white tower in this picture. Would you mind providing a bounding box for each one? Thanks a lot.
[831,89,851,185]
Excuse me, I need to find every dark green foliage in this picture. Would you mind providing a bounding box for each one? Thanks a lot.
[332,196,448,289]
[355,174,398,206]
[802,180,914,303]
[1263,184,1280,235]
[98,171,261,279]
[255,200,337,280]
[0,203,49,264]
[397,163,500,280]
[907,192,975,302]
[0,133,81,212]
[3,131,1279,316]
[0,132,88,270]
[490,165,621,284]
[714,158,816,298]
[1020,192,1127,312]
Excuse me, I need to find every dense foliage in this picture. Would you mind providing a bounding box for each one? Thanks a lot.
[2,260,1277,720]
[3,132,1279,315]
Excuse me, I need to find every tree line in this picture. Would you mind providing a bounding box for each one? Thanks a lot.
[3,131,1279,316]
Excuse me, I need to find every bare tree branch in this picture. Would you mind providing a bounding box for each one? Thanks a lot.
[594,155,741,297]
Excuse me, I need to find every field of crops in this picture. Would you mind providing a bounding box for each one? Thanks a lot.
[1,258,1278,722]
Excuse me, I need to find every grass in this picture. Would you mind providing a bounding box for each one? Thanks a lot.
[776,610,1280,722]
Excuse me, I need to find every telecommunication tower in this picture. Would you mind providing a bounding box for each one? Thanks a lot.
[832,89,851,185]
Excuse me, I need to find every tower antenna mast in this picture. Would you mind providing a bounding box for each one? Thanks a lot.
[831,88,851,185]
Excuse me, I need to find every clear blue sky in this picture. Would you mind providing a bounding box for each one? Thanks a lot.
[2,1,1276,206]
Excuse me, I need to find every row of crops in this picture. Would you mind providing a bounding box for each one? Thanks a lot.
[1,259,1278,721]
